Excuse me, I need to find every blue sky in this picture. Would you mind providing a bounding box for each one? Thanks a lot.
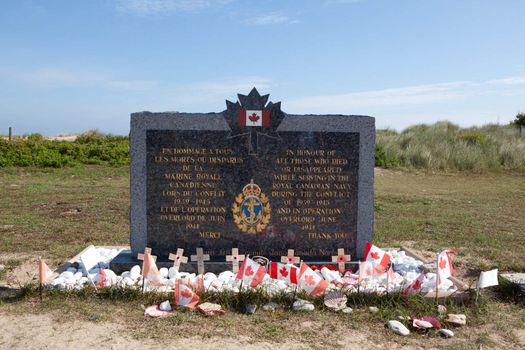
[1,0,524,135]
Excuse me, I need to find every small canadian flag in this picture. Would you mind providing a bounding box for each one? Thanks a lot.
[437,249,454,285]
[236,257,267,288]
[38,257,53,284]
[269,262,298,285]
[298,263,328,296]
[364,241,391,273]
[174,279,200,308]
[238,109,270,127]
[402,271,426,295]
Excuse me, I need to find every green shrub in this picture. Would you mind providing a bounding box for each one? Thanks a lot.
[0,132,129,168]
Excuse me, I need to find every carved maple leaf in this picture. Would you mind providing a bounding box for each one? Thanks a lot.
[181,288,193,299]
[370,251,380,260]
[280,266,288,278]
[304,274,315,286]
[245,266,254,277]
[249,113,260,122]
[439,257,448,270]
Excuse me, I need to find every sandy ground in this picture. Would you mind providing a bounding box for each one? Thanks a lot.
[0,311,436,350]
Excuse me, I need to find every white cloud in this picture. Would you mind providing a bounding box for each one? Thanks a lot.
[0,66,158,91]
[247,13,300,25]
[284,76,525,129]
[115,0,234,15]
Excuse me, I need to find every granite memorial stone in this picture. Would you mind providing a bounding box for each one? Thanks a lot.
[111,88,374,272]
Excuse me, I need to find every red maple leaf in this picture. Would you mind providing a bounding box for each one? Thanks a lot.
[245,266,254,277]
[439,257,447,270]
[279,266,288,278]
[181,288,193,299]
[304,274,315,285]
[370,251,380,260]
[249,113,260,123]
[412,279,422,290]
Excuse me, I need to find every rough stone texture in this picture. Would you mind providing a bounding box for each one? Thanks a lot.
[126,89,375,272]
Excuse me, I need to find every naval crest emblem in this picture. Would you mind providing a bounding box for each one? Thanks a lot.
[232,179,271,234]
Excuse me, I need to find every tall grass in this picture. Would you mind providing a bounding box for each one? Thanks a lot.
[376,122,525,172]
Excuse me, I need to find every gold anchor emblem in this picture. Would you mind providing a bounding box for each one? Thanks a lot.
[232,179,271,234]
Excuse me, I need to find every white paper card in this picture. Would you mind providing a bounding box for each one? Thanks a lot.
[478,269,498,289]
[79,245,101,276]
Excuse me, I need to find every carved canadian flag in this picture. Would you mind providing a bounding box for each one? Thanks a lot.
[235,257,267,288]
[269,262,298,285]
[238,109,270,127]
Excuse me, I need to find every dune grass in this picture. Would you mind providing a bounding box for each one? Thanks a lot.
[376,122,525,172]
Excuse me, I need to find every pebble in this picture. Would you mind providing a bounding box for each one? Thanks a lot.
[168,267,179,279]
[66,267,77,273]
[59,271,74,280]
[73,272,83,280]
[437,305,447,316]
[439,329,455,338]
[246,304,257,314]
[121,271,130,279]
[387,320,410,336]
[369,306,379,314]
[398,316,411,321]
[341,307,353,314]
[159,267,169,278]
[0,264,5,272]
[293,299,315,312]
[130,265,141,280]
[262,302,278,311]
[446,314,466,326]
[159,300,172,312]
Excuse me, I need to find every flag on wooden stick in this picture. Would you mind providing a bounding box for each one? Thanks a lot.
[298,263,328,296]
[174,279,200,308]
[269,262,298,285]
[38,257,53,284]
[236,257,267,288]
[436,249,454,286]
[402,272,426,295]
[363,242,391,273]
[142,252,162,288]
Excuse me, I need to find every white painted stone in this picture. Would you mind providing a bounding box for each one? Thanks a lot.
[59,271,74,279]
[159,267,169,278]
[387,320,410,336]
[293,299,315,312]
[262,302,278,311]
[130,265,141,280]
[446,314,466,326]
[159,300,172,312]
[321,267,343,284]
[121,271,130,279]
[168,267,179,279]
[369,306,379,314]
[74,272,83,280]
[341,307,353,314]
[66,267,77,273]
[439,329,455,338]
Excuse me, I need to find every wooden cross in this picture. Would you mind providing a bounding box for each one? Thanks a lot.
[226,248,245,273]
[168,248,188,272]
[332,248,351,273]
[281,249,300,264]
[190,248,210,275]
[137,247,157,262]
